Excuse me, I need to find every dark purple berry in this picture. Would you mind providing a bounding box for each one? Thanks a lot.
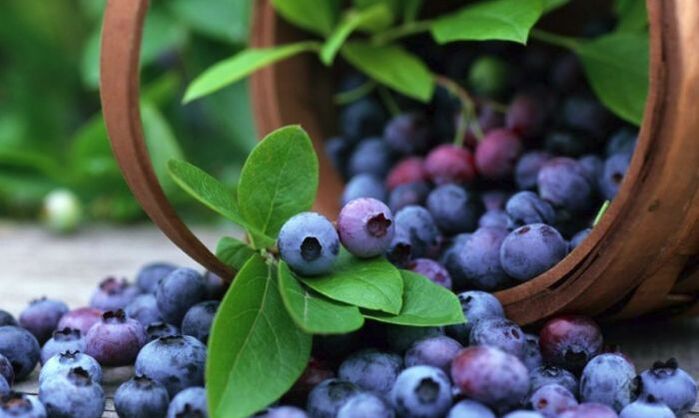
[562,96,613,139]
[409,259,452,289]
[114,374,170,418]
[386,157,428,190]
[155,268,207,324]
[580,353,637,412]
[0,311,17,328]
[136,262,177,293]
[425,145,476,185]
[599,153,631,201]
[449,227,510,291]
[135,335,206,397]
[203,271,226,300]
[384,113,431,155]
[125,294,162,327]
[545,130,594,157]
[551,53,582,93]
[388,181,430,213]
[39,350,102,385]
[338,349,402,396]
[348,137,394,178]
[40,328,84,364]
[337,393,393,418]
[181,301,219,344]
[405,336,462,373]
[0,391,47,418]
[85,310,146,366]
[39,367,105,418]
[469,317,525,358]
[306,379,361,418]
[538,157,595,212]
[286,358,335,404]
[530,365,579,397]
[578,155,603,184]
[57,307,102,337]
[606,128,637,157]
[638,358,698,416]
[18,298,69,344]
[166,386,206,418]
[342,174,387,205]
[341,98,387,142]
[391,206,441,261]
[0,326,40,381]
[390,366,453,418]
[515,151,551,190]
[90,277,140,312]
[500,224,568,281]
[446,291,504,344]
[278,212,340,276]
[0,355,13,387]
[426,184,481,234]
[540,315,603,374]
[569,228,591,251]
[325,136,351,178]
[146,322,179,342]
[505,191,556,228]
[0,377,7,397]
[475,129,523,180]
[522,334,543,371]
[530,384,578,418]
[451,346,529,412]
[506,94,546,140]
[338,198,395,258]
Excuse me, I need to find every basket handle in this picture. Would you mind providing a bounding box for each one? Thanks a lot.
[99,0,235,281]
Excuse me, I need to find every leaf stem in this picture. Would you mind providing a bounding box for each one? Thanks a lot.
[593,200,611,226]
[433,75,483,145]
[377,86,401,116]
[371,20,433,45]
[333,80,377,105]
[530,29,580,50]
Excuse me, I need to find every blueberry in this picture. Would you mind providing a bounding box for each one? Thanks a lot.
[539,315,603,374]
[448,227,510,291]
[578,155,603,185]
[515,151,551,190]
[85,309,146,366]
[506,94,547,140]
[306,379,360,418]
[544,130,593,157]
[501,412,544,418]
[115,374,170,418]
[451,346,530,412]
[475,129,523,180]
[337,393,394,418]
[256,406,309,418]
[580,354,637,412]
[446,400,496,418]
[338,349,402,395]
[538,157,595,212]
[0,311,17,328]
[638,358,698,416]
[0,377,7,397]
[39,351,102,385]
[90,277,141,312]
[286,358,336,403]
[445,291,505,344]
[551,53,582,93]
[136,262,177,293]
[388,181,430,213]
[342,174,387,205]
[18,298,69,345]
[347,137,394,178]
[166,387,207,418]
[325,136,351,178]
[390,365,452,418]
[385,325,444,353]
[391,206,441,261]
[521,334,544,371]
[479,210,509,229]
[125,294,163,327]
[562,95,612,139]
[619,396,674,418]
[156,268,207,324]
[0,392,47,418]
[409,259,452,289]
[481,190,509,211]
[338,198,395,258]
[599,153,630,201]
[530,365,579,398]
[340,98,387,142]
[470,317,526,358]
[278,212,340,276]
[0,326,40,381]
[56,307,102,336]
[505,191,556,228]
[202,271,226,300]
[146,322,180,341]
[424,145,477,185]
[135,335,206,397]
[405,336,462,373]
[468,55,508,97]
[181,301,219,344]
[0,356,12,388]
[39,367,105,418]
[558,403,619,418]
[606,128,637,157]
[40,328,84,364]
[384,113,431,155]
[500,224,568,281]
[530,384,578,417]
[569,228,591,251]
[426,184,481,234]
[386,157,428,190]
[440,232,471,274]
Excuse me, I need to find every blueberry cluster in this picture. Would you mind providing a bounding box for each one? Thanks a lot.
[254,295,696,418]
[0,262,220,418]
[326,47,638,291]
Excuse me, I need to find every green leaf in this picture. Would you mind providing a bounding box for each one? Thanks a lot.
[216,237,257,270]
[341,42,434,102]
[431,0,543,45]
[141,101,184,196]
[575,32,648,125]
[403,0,423,22]
[320,4,393,65]
[183,42,320,103]
[300,249,403,315]
[278,262,365,334]
[168,159,274,248]
[614,0,647,32]
[543,0,570,12]
[271,0,340,36]
[237,126,318,241]
[363,270,465,326]
[207,255,311,418]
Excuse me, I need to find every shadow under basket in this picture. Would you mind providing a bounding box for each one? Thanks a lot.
[99,0,699,325]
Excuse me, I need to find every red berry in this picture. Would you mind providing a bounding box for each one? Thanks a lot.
[425,144,476,185]
[386,157,428,190]
[539,315,603,374]
[506,93,548,140]
[475,129,523,180]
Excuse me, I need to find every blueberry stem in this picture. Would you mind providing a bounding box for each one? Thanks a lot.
[434,75,483,146]
[593,200,610,226]
[530,29,580,50]
[333,80,377,105]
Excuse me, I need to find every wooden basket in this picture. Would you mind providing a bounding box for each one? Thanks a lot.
[100,0,699,325]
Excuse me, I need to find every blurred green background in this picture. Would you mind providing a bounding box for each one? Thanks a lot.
[0,0,255,227]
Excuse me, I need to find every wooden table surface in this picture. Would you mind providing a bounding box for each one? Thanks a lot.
[1,222,697,416]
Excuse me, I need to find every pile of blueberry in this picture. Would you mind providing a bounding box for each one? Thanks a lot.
[0,263,220,417]
[325,45,638,291]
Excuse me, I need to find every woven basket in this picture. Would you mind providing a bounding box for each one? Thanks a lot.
[100,0,699,324]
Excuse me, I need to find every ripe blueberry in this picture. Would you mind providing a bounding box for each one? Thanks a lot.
[39,351,102,385]
[580,353,637,412]
[537,157,595,213]
[285,358,335,404]
[146,322,180,341]
[515,151,552,190]
[446,400,495,418]
[530,383,578,418]
[347,137,394,178]
[569,228,591,251]
[340,98,386,142]
[135,335,207,397]
[385,325,444,353]
[424,145,476,185]
[405,335,462,373]
[166,386,206,418]
[479,210,509,229]
[203,271,226,300]
[384,113,431,155]
[606,128,637,157]
[409,259,452,289]
[445,291,504,344]
[136,262,177,293]
[500,224,568,282]
[337,393,394,418]
[181,300,219,344]
[342,174,387,205]
[0,326,40,381]
[638,358,698,416]
[115,374,170,418]
[338,198,395,258]
[57,307,102,336]
[539,315,603,374]
[306,379,360,418]
[502,412,545,418]
[155,268,207,324]
[0,311,17,327]
[0,392,47,418]
[0,356,12,388]
[388,181,430,213]
[599,153,630,201]
[530,365,579,398]
[256,406,309,418]
[18,297,69,344]
[426,184,481,234]
[558,403,618,418]
[338,349,402,396]
[475,129,523,180]
[522,334,544,371]
[619,396,674,418]
[85,309,146,366]
[278,212,340,276]
[125,294,163,327]
[89,277,141,312]
[391,206,441,261]
[505,191,556,228]
[390,365,453,418]
[40,328,85,364]
[39,367,105,418]
[470,317,526,358]
[448,227,510,291]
